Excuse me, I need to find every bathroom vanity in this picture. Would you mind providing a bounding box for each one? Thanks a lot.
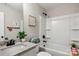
[0,42,39,56]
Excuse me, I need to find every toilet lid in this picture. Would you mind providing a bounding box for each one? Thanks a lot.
[37,52,51,56]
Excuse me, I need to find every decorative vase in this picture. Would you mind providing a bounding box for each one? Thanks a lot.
[22,39,26,42]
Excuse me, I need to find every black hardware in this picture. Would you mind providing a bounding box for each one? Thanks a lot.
[43,45,45,47]
[6,39,15,46]
[1,36,4,38]
[42,35,46,39]
[5,37,8,40]
[43,40,47,43]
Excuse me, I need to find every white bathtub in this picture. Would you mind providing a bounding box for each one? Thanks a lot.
[40,47,70,56]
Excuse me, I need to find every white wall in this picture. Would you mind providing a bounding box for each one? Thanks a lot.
[47,4,79,17]
[0,4,23,40]
[23,3,45,43]
[0,12,4,39]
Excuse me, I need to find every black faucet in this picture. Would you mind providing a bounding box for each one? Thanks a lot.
[6,39,15,46]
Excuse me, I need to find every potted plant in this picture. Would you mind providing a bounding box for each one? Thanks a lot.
[17,31,27,42]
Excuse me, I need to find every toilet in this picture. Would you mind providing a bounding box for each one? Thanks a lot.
[37,52,52,56]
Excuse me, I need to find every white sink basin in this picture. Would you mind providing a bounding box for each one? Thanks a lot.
[0,43,26,50]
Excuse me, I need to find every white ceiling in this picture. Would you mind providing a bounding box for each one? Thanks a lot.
[38,3,79,10]
[5,3,79,13]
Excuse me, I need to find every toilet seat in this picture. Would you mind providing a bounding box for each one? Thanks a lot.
[37,52,51,56]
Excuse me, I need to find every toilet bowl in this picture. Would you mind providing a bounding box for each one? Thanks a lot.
[37,52,52,56]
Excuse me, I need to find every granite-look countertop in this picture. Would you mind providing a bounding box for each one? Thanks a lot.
[0,42,37,56]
